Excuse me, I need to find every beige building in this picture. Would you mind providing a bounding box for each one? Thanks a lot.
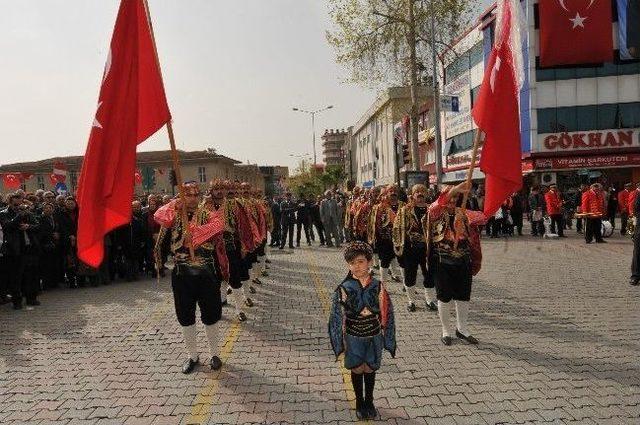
[321,129,348,167]
[0,149,265,195]
[350,86,431,187]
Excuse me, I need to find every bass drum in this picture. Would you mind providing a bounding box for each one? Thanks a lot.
[601,220,614,238]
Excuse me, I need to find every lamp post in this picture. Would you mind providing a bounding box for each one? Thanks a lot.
[292,105,334,166]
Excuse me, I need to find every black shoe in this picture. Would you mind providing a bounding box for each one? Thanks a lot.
[373,265,380,270]
[12,302,22,310]
[391,275,401,282]
[209,356,222,371]
[441,336,452,346]
[586,241,593,244]
[630,279,640,286]
[237,311,247,322]
[355,399,366,420]
[364,400,378,420]
[289,245,294,249]
[26,300,41,306]
[182,357,198,374]
[249,286,256,294]
[407,302,416,312]
[253,278,263,285]
[426,301,438,311]
[226,287,233,296]
[296,243,300,247]
[278,246,284,250]
[456,329,479,344]
[221,299,228,307]
[245,298,254,307]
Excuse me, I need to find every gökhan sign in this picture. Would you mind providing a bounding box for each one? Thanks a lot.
[540,129,639,152]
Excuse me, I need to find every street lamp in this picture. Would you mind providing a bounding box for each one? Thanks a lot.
[292,105,334,166]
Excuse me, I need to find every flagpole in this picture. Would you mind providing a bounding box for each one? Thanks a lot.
[454,129,483,251]
[142,0,195,260]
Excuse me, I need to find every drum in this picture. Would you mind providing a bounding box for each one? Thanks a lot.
[601,220,613,238]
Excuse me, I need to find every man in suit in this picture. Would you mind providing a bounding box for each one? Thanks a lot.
[279,192,296,250]
[0,194,42,309]
[320,191,341,248]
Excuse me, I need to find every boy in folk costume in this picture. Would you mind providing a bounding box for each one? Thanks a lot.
[427,182,486,346]
[328,242,396,420]
[368,186,403,285]
[392,184,438,312]
[153,182,228,373]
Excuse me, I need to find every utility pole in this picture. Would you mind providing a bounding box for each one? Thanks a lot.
[407,0,420,172]
[293,105,334,166]
[430,0,443,187]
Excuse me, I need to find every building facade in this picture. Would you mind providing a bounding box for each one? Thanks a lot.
[0,150,266,195]
[259,165,289,198]
[350,86,430,187]
[321,129,348,167]
[437,1,640,190]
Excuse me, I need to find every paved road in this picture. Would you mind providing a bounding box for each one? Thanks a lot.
[1,232,639,424]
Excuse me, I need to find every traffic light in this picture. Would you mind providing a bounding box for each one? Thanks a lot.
[402,144,411,165]
[169,169,177,186]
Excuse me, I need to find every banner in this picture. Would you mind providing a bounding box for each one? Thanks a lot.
[617,0,640,60]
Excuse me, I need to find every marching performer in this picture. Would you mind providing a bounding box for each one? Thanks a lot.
[368,186,403,285]
[328,241,396,420]
[427,182,486,346]
[392,184,437,312]
[344,186,362,242]
[154,182,227,373]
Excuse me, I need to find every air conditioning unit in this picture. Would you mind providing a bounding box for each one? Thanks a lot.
[541,172,557,186]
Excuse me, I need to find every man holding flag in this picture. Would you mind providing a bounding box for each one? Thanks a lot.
[429,0,524,346]
[76,0,225,374]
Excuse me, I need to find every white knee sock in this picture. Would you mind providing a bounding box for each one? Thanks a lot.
[404,285,414,303]
[260,257,266,273]
[221,282,228,304]
[181,325,198,361]
[424,287,435,304]
[241,285,249,301]
[204,323,219,358]
[373,255,380,268]
[381,267,390,283]
[455,301,470,336]
[232,290,243,314]
[438,301,454,337]
[389,260,399,278]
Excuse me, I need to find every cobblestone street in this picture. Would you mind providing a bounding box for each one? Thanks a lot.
[1,232,639,425]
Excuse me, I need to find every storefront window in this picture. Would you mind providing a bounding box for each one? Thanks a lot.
[469,42,483,68]
[555,107,576,132]
[619,103,640,128]
[597,104,618,130]
[537,108,556,133]
[576,105,597,131]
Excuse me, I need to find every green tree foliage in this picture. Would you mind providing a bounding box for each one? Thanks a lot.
[286,162,347,198]
[326,0,475,88]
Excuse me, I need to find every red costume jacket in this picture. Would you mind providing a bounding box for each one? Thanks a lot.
[618,189,631,214]
[544,191,562,215]
[581,189,605,217]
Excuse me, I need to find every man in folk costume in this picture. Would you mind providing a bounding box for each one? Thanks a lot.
[251,187,272,280]
[353,188,376,243]
[392,184,438,312]
[344,186,362,242]
[153,182,228,373]
[368,185,403,285]
[427,182,486,346]
[224,181,258,318]
[238,183,265,286]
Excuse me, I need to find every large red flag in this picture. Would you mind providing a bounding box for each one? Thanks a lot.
[539,0,613,67]
[77,0,171,267]
[472,0,523,217]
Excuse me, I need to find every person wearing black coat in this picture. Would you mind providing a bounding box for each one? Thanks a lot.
[38,202,62,289]
[310,195,326,246]
[57,197,79,287]
[279,193,296,249]
[510,192,524,236]
[630,184,640,286]
[0,194,42,309]
[295,196,312,247]
[269,198,281,247]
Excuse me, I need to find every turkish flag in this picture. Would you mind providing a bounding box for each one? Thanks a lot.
[539,0,613,67]
[472,0,523,217]
[2,174,22,190]
[134,170,142,185]
[77,0,171,267]
[49,173,58,186]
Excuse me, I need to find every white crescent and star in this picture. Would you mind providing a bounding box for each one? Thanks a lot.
[92,101,103,129]
[92,47,112,130]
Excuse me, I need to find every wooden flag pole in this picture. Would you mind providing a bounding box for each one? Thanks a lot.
[142,0,195,260]
[454,129,483,251]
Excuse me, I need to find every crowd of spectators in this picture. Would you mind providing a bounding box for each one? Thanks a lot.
[0,189,173,310]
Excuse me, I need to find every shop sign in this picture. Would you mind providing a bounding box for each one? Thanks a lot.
[533,153,640,170]
[444,73,473,137]
[444,147,483,171]
[539,129,639,152]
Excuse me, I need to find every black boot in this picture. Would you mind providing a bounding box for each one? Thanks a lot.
[351,372,365,419]
[364,372,378,419]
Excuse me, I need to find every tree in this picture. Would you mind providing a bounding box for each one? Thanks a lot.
[326,0,475,171]
[286,162,347,198]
